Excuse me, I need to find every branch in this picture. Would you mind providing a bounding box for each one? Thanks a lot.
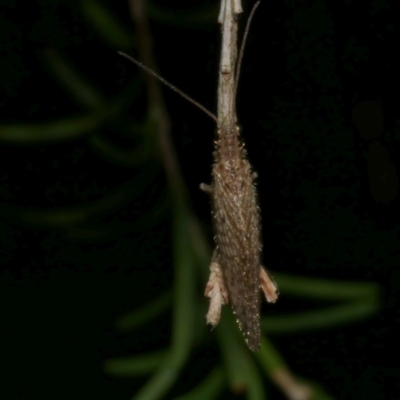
[217,0,242,127]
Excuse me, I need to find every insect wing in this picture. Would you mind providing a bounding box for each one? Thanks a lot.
[212,160,261,350]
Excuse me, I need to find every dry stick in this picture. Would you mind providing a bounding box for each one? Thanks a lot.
[203,0,278,352]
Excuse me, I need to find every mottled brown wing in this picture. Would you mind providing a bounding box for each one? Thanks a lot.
[212,158,262,351]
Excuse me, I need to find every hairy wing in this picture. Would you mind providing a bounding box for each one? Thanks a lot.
[212,159,261,351]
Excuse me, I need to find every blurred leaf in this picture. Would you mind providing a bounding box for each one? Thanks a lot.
[217,312,249,392]
[244,359,266,400]
[257,336,286,374]
[117,292,172,332]
[81,0,133,49]
[104,350,168,377]
[261,300,380,334]
[261,301,379,334]
[170,204,197,363]
[132,205,196,400]
[0,163,160,227]
[42,47,105,109]
[257,337,334,400]
[274,272,380,301]
[88,131,153,166]
[309,388,336,400]
[173,366,225,400]
[132,353,178,400]
[217,311,265,398]
[0,112,106,143]
[42,47,145,134]
[64,191,169,242]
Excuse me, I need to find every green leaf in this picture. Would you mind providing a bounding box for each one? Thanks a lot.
[274,272,380,301]
[104,350,167,377]
[42,48,105,109]
[217,311,266,399]
[257,337,335,400]
[132,205,196,400]
[261,300,379,334]
[0,164,160,227]
[117,292,172,332]
[173,366,225,400]
[257,336,287,374]
[81,0,133,49]
[0,112,105,143]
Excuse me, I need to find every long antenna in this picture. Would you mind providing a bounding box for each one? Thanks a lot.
[118,51,218,124]
[234,1,260,101]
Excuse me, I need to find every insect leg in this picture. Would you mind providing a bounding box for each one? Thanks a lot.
[204,250,229,326]
[260,266,279,303]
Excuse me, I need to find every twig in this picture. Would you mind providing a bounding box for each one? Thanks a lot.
[217,0,242,127]
[271,369,313,400]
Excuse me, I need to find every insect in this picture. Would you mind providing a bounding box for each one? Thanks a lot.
[119,1,278,351]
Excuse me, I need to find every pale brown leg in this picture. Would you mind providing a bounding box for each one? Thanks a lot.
[200,185,228,326]
[260,266,279,303]
[204,253,229,327]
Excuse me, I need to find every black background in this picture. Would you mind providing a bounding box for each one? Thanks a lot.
[1,0,399,399]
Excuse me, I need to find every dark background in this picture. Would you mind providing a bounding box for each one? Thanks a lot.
[1,0,399,399]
